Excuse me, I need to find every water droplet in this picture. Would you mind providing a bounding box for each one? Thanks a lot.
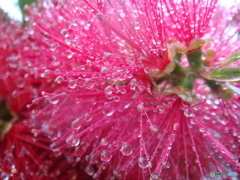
[71,119,81,130]
[68,80,77,89]
[134,22,140,30]
[85,165,94,176]
[102,103,114,116]
[101,150,112,162]
[113,96,120,102]
[150,172,160,180]
[120,88,127,94]
[89,154,98,164]
[48,96,59,104]
[83,113,92,121]
[173,123,180,130]
[150,125,158,132]
[61,29,69,37]
[65,50,73,59]
[104,86,113,94]
[120,142,133,156]
[50,44,57,51]
[137,103,144,112]
[130,79,137,90]
[138,157,149,168]
[93,172,100,179]
[55,76,64,84]
[66,135,80,147]
[199,128,205,133]
[100,138,108,146]
[184,109,194,117]
[96,13,103,20]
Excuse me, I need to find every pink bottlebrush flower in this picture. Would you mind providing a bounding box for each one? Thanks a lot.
[0,11,92,179]
[14,0,240,179]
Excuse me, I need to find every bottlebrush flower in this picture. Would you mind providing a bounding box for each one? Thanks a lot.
[16,0,240,179]
[0,11,91,179]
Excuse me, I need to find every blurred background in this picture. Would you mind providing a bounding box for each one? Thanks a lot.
[0,0,35,21]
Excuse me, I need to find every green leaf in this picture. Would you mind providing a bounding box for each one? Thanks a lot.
[222,51,240,66]
[203,68,240,81]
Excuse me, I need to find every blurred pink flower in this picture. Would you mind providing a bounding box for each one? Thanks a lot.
[0,11,91,180]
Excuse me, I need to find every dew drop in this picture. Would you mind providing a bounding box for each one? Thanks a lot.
[100,138,108,146]
[138,157,149,168]
[48,96,59,104]
[96,13,103,20]
[93,172,100,179]
[85,165,94,176]
[113,96,120,102]
[68,80,77,89]
[137,103,144,112]
[120,142,133,156]
[134,22,140,30]
[199,128,205,133]
[102,103,114,116]
[65,50,73,59]
[61,29,69,37]
[55,76,64,84]
[104,86,113,94]
[71,119,81,130]
[184,109,194,117]
[89,154,98,164]
[150,172,160,180]
[66,135,80,147]
[83,113,92,122]
[130,79,137,90]
[101,150,112,162]
[120,88,127,94]
[150,125,158,132]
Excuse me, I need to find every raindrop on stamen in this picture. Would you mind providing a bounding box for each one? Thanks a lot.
[138,157,149,168]
[104,86,113,94]
[68,80,77,89]
[48,96,59,104]
[150,125,158,132]
[71,119,81,130]
[134,22,140,30]
[55,76,64,84]
[102,103,114,116]
[150,172,160,180]
[100,138,108,146]
[61,29,69,37]
[96,13,104,20]
[101,150,112,162]
[66,135,80,147]
[65,50,73,59]
[184,109,194,117]
[85,165,94,176]
[120,142,133,156]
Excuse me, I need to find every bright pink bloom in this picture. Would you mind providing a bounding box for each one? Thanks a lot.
[0,12,91,179]
[4,0,240,179]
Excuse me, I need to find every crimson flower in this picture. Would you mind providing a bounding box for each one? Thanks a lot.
[2,0,240,179]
